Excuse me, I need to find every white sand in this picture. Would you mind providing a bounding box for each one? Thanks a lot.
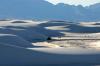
[79,22,100,27]
[0,20,100,65]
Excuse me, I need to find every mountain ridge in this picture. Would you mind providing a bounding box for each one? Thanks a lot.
[0,0,100,22]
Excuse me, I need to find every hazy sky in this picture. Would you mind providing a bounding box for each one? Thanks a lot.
[46,0,100,6]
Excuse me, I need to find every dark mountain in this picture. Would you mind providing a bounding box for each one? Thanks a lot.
[0,0,100,22]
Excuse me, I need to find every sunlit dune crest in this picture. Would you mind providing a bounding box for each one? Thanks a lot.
[89,41,100,49]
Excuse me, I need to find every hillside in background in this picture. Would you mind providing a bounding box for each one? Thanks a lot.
[0,0,100,22]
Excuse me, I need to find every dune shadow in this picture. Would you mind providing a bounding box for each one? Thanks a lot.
[12,21,28,23]
[1,45,100,66]
[66,23,100,33]
[93,23,100,25]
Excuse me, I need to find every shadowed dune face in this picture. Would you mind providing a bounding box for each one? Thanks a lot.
[0,34,34,48]
[12,21,28,23]
[66,23,100,33]
[1,43,100,65]
[0,21,48,42]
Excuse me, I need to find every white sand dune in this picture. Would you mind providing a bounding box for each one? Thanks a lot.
[0,20,48,42]
[1,43,100,65]
[79,22,100,27]
[45,26,69,30]
[32,42,61,48]
[0,20,100,65]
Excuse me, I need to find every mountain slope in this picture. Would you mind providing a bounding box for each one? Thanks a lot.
[0,0,100,21]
